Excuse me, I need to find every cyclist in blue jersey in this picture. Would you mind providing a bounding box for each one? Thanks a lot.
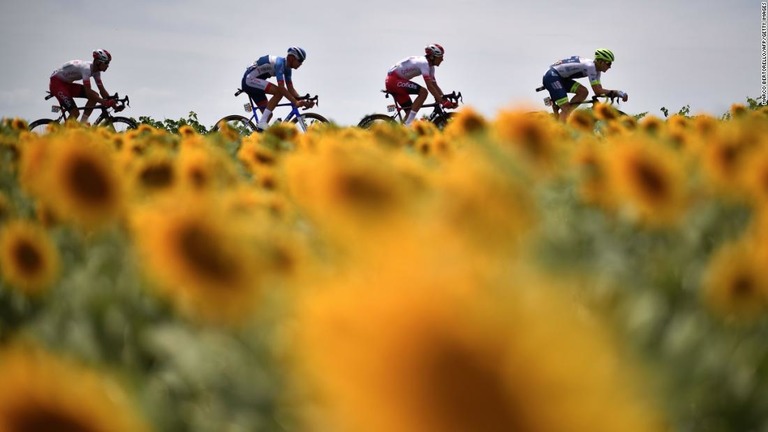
[542,48,628,122]
[241,46,314,130]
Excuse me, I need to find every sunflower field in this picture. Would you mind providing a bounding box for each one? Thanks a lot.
[1,103,768,431]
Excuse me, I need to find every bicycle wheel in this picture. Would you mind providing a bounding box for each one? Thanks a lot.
[291,112,329,131]
[358,114,396,129]
[28,118,59,134]
[431,112,454,130]
[212,115,256,135]
[97,116,137,132]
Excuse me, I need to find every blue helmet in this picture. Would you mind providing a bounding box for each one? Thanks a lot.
[287,46,307,62]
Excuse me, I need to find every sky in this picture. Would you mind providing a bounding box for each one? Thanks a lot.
[0,0,760,128]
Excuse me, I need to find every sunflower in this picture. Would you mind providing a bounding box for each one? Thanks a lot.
[293,253,661,432]
[0,219,60,296]
[639,115,664,136]
[0,345,150,432]
[567,109,596,132]
[177,139,239,192]
[593,102,621,121]
[702,240,768,323]
[443,106,487,138]
[605,138,687,226]
[27,130,124,228]
[129,194,264,325]
[572,139,616,210]
[125,148,177,198]
[493,109,561,172]
[740,147,768,209]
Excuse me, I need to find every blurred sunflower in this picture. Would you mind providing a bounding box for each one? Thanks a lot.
[593,102,621,121]
[125,148,177,198]
[605,138,687,226]
[698,128,751,198]
[26,130,124,228]
[567,109,596,132]
[0,345,150,432]
[639,115,664,136]
[0,191,13,223]
[293,257,661,432]
[0,219,60,296]
[702,240,768,323]
[129,195,264,325]
[493,109,561,173]
[443,106,487,138]
[177,140,239,192]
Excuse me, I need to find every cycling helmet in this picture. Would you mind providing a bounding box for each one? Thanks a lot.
[594,48,615,63]
[425,44,445,58]
[93,49,112,63]
[287,46,307,62]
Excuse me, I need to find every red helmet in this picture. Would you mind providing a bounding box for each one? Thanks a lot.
[93,49,112,63]
[425,44,445,58]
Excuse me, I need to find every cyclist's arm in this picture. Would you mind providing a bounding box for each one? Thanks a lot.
[591,83,627,100]
[425,78,444,101]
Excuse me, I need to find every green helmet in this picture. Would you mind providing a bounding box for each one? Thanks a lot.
[594,48,615,63]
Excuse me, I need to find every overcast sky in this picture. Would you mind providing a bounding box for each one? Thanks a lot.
[0,1,759,127]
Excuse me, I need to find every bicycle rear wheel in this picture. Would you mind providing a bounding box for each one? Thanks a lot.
[212,115,257,135]
[28,118,59,134]
[358,114,396,129]
[96,116,137,132]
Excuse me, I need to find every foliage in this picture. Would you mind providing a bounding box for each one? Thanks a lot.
[137,111,209,134]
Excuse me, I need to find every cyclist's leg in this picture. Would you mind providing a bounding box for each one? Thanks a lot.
[50,77,80,120]
[386,74,422,124]
[243,75,272,128]
[560,82,587,122]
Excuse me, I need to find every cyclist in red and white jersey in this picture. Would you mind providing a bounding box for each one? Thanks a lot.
[241,46,314,130]
[49,49,116,124]
[385,44,456,126]
[542,48,628,122]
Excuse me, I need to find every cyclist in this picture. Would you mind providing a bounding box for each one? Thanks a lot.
[542,48,628,122]
[49,49,116,124]
[385,44,457,126]
[241,46,314,130]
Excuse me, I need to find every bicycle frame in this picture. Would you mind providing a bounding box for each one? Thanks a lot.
[45,92,130,124]
[236,89,316,132]
[380,90,462,123]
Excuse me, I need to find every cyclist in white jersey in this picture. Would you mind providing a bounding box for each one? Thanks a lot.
[241,46,314,130]
[385,44,456,126]
[49,49,116,124]
[542,48,628,122]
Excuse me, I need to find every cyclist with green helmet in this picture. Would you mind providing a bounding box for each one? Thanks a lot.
[541,48,628,121]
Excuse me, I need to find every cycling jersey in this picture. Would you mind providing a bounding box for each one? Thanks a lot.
[549,56,601,86]
[50,60,103,88]
[244,55,292,85]
[387,56,436,82]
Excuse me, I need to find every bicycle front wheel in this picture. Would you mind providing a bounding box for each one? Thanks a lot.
[97,116,138,133]
[212,115,257,135]
[28,118,59,134]
[292,112,329,131]
[357,114,396,129]
[431,112,454,130]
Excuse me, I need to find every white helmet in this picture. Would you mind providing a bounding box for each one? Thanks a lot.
[93,49,112,63]
[425,44,445,58]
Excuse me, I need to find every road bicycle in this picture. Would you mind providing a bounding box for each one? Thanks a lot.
[535,85,627,118]
[357,90,463,129]
[29,92,137,134]
[212,89,329,134]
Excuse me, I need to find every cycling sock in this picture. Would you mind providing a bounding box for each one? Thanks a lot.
[405,110,418,125]
[258,109,272,129]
